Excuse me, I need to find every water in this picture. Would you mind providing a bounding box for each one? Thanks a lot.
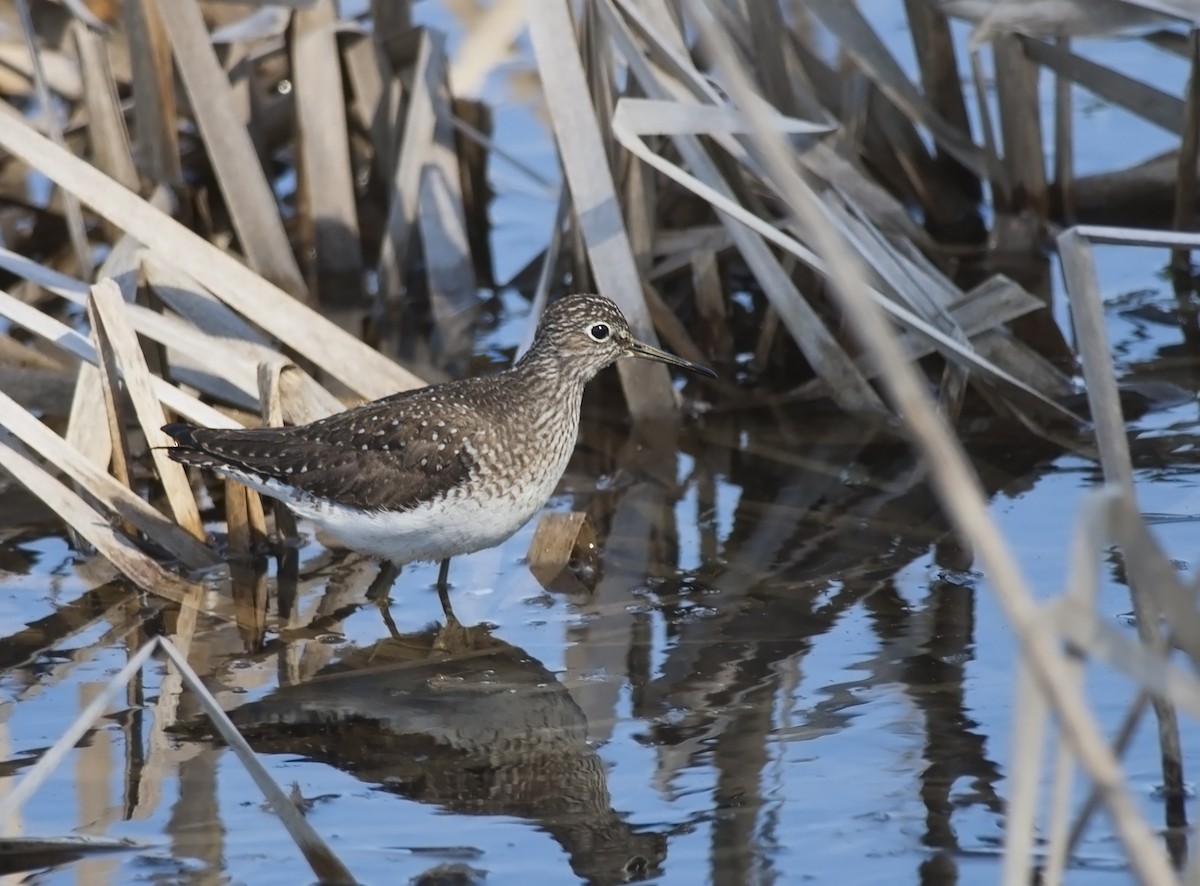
[3,387,1199,884]
[3,6,1200,886]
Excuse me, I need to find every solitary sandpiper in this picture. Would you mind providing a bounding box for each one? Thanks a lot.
[163,294,715,616]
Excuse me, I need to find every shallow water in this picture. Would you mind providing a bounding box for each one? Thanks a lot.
[2,340,1200,885]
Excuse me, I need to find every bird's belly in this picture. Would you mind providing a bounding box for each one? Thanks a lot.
[293,481,553,564]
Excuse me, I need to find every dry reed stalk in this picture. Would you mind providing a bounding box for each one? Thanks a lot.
[223,480,256,557]
[13,0,90,278]
[156,0,307,299]
[601,0,885,415]
[377,28,439,302]
[1052,35,1076,220]
[86,294,136,500]
[607,97,1075,418]
[88,280,206,539]
[0,112,423,399]
[690,249,732,362]
[85,211,153,475]
[806,0,986,177]
[1173,30,1200,269]
[292,0,365,306]
[993,34,1049,215]
[0,429,203,605]
[529,0,682,419]
[418,44,479,360]
[1022,35,1184,134]
[258,361,300,543]
[71,19,137,208]
[0,288,239,429]
[122,0,180,186]
[1059,229,1185,821]
[0,386,217,571]
[689,4,1178,880]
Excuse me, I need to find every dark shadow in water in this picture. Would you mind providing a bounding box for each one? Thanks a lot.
[184,622,667,886]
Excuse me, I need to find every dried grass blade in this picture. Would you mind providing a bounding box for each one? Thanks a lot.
[528,0,680,419]
[1055,606,1200,719]
[155,636,357,884]
[121,0,181,185]
[1075,224,1200,248]
[155,0,306,298]
[1020,35,1184,135]
[599,0,886,415]
[692,249,732,361]
[63,362,112,542]
[224,480,258,556]
[86,294,136,496]
[0,110,423,399]
[1038,488,1123,882]
[1058,231,1134,489]
[993,34,1049,213]
[292,0,365,304]
[72,20,138,194]
[378,29,438,301]
[1001,662,1049,885]
[89,279,205,539]
[0,287,241,428]
[688,4,1174,879]
[0,638,160,823]
[0,249,268,411]
[258,361,300,541]
[0,429,201,604]
[418,59,479,359]
[0,387,218,570]
[13,0,90,278]
[609,98,1079,420]
[804,0,986,176]
[60,213,146,494]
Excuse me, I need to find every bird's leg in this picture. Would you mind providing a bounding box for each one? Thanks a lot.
[432,557,473,653]
[368,560,404,639]
[366,559,401,601]
[435,558,458,624]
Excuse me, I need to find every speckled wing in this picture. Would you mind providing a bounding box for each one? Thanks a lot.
[163,392,476,512]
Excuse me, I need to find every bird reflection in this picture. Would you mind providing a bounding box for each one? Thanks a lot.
[212,622,667,885]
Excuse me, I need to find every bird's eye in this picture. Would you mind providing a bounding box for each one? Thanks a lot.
[588,323,610,342]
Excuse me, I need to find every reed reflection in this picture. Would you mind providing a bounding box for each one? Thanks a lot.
[568,409,1058,883]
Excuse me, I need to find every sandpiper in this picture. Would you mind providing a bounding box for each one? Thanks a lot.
[163,294,714,616]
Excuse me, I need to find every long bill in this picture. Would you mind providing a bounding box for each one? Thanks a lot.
[626,339,717,378]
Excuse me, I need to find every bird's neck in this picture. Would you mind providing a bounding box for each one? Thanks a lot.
[511,343,594,397]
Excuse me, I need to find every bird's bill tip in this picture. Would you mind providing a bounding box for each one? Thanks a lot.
[626,339,717,378]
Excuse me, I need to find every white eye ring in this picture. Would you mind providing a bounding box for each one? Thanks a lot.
[588,323,611,342]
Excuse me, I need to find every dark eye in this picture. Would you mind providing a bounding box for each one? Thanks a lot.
[588,323,610,342]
